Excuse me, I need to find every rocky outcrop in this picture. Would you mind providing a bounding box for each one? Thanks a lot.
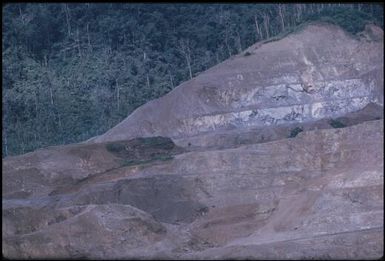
[2,22,384,259]
[89,23,383,143]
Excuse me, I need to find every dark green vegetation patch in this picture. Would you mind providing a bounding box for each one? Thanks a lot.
[105,143,126,154]
[329,119,347,129]
[121,155,174,167]
[106,136,183,166]
[304,6,382,35]
[289,127,304,138]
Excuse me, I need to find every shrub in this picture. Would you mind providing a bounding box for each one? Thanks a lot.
[329,119,346,128]
[106,142,126,153]
[289,127,303,138]
[244,51,252,56]
[139,136,175,150]
[121,155,173,167]
[304,7,377,35]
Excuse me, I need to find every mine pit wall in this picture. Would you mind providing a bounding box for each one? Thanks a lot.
[90,24,383,144]
[176,78,374,137]
[91,70,382,142]
[148,119,384,215]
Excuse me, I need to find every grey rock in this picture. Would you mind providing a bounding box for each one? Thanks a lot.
[88,23,383,143]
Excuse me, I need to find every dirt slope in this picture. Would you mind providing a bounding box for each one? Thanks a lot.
[2,22,384,259]
[3,119,383,259]
[88,22,383,144]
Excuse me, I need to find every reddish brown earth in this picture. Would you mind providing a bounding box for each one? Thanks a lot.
[2,22,384,259]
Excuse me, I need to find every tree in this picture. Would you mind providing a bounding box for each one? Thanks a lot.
[177,39,193,79]
[277,4,286,32]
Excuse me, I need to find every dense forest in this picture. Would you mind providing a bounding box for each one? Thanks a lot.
[2,3,383,157]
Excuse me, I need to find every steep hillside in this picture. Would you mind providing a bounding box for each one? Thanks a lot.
[5,4,383,157]
[2,23,384,259]
[89,23,383,144]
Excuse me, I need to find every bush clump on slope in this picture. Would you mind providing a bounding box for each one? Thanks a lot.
[329,119,347,129]
[106,136,183,166]
[305,7,382,35]
[288,127,304,138]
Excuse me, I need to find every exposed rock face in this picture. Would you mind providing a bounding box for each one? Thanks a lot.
[2,23,384,259]
[3,120,383,259]
[89,23,383,143]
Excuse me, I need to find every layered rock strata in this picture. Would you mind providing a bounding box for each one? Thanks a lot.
[89,23,383,143]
